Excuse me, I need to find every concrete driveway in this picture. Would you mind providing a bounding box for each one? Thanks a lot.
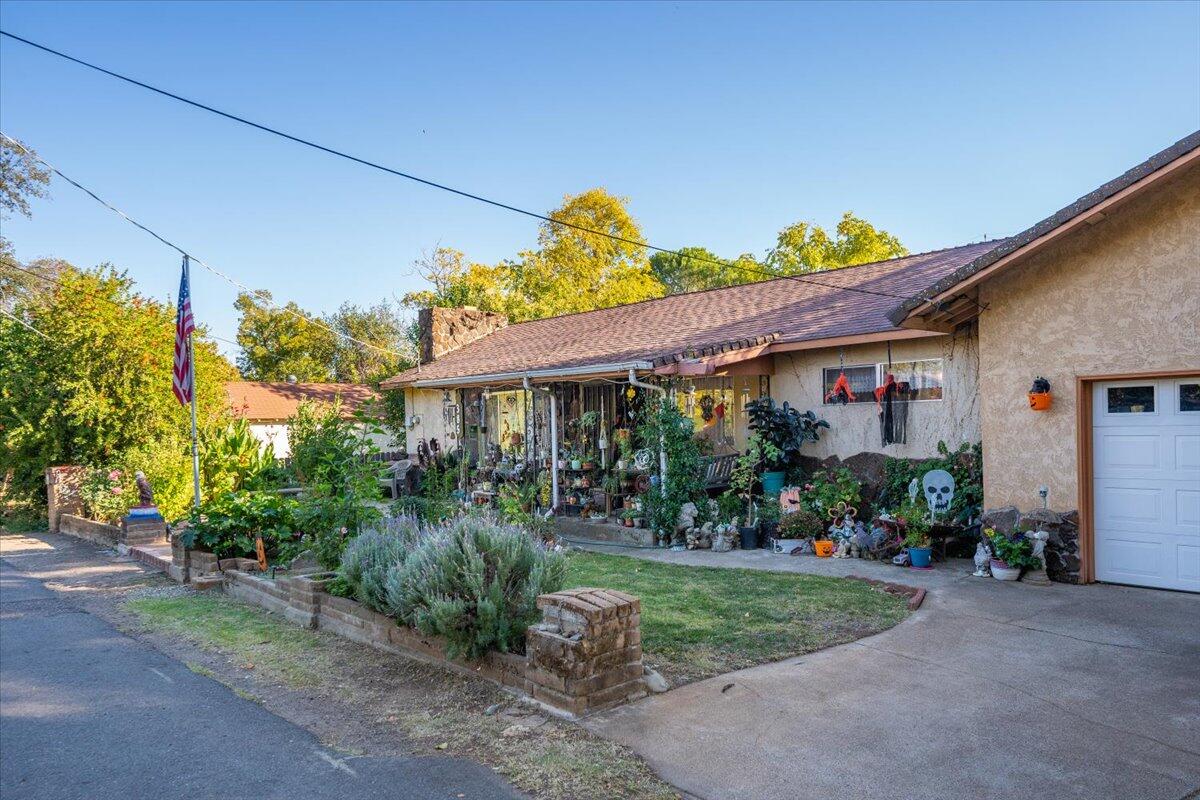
[584,549,1200,800]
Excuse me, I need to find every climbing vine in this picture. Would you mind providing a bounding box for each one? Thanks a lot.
[635,391,706,545]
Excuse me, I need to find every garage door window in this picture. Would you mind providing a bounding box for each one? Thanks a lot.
[1180,383,1200,413]
[1106,385,1155,414]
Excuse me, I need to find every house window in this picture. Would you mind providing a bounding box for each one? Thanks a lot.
[1107,385,1155,414]
[821,365,877,404]
[880,359,943,401]
[677,376,762,453]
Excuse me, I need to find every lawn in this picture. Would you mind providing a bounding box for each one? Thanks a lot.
[564,551,910,685]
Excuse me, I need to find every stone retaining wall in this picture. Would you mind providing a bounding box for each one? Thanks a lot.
[213,567,645,717]
[59,514,121,546]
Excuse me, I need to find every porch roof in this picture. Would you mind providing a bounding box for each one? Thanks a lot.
[382,240,999,389]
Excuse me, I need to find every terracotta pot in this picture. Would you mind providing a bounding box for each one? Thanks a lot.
[813,540,835,558]
[1028,392,1052,411]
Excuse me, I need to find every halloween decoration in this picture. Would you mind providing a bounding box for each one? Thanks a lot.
[874,372,910,446]
[824,371,857,405]
[922,469,955,517]
[1028,376,1052,411]
[972,540,992,577]
[699,394,716,422]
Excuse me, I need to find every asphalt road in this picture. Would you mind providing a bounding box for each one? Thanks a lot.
[0,554,522,800]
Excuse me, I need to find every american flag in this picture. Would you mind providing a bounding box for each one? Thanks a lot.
[172,257,195,406]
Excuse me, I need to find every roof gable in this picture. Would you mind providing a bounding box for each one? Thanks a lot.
[226,382,378,421]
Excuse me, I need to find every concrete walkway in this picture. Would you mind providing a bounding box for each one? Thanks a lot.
[581,544,1200,800]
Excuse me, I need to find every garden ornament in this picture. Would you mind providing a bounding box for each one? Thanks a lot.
[1023,529,1052,585]
[779,486,802,512]
[134,471,154,507]
[972,541,992,577]
[892,550,911,567]
[907,477,919,504]
[633,448,655,471]
[922,469,955,516]
[676,503,699,536]
[832,538,852,558]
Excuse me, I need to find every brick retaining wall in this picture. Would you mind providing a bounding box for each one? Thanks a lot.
[59,514,121,546]
[214,568,646,717]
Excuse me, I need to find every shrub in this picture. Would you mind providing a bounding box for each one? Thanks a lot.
[745,397,829,472]
[881,441,982,525]
[800,468,863,515]
[338,517,422,612]
[80,467,134,524]
[779,508,824,539]
[384,515,565,660]
[180,491,298,559]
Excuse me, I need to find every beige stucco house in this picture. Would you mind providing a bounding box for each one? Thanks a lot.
[384,131,1199,591]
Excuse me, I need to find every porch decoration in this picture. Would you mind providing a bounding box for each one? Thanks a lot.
[824,350,858,405]
[984,527,1040,581]
[972,540,992,577]
[1028,376,1052,411]
[874,371,910,446]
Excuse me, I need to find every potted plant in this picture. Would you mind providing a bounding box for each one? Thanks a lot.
[729,447,762,549]
[903,516,933,568]
[985,527,1037,581]
[775,508,823,555]
[746,398,829,495]
[620,508,636,527]
[757,494,781,548]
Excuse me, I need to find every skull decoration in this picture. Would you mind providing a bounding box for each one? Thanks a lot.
[922,469,955,516]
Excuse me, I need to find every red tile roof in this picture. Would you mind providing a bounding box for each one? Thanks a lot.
[225,382,378,421]
[383,241,1000,388]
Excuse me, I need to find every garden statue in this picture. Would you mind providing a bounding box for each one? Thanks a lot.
[1023,529,1051,585]
[677,502,699,536]
[711,524,735,552]
[832,538,852,558]
[686,521,714,550]
[852,522,873,558]
[134,471,154,507]
[908,477,920,504]
[972,540,992,577]
[922,469,956,517]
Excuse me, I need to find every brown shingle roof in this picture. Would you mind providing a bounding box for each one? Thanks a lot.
[226,382,378,421]
[383,241,999,387]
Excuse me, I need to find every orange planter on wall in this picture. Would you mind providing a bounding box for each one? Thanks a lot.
[1028,392,1053,411]
[813,540,835,557]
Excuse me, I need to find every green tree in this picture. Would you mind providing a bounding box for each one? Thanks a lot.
[766,211,907,275]
[402,189,666,321]
[0,136,53,309]
[649,247,764,294]
[0,264,237,508]
[327,300,416,384]
[234,292,338,381]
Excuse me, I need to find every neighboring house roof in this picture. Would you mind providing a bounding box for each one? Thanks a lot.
[382,240,1000,388]
[890,129,1200,328]
[226,381,379,421]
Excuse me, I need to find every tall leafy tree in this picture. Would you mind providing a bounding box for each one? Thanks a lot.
[327,300,416,384]
[0,264,236,505]
[766,211,907,274]
[402,189,665,321]
[0,136,53,309]
[234,292,338,381]
[649,247,764,294]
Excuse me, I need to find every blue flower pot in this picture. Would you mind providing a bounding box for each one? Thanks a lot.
[761,471,786,497]
[909,546,932,568]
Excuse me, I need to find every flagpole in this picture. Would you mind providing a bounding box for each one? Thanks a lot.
[185,255,201,509]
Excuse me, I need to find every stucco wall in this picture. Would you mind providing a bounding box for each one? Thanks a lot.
[771,330,981,460]
[404,388,455,451]
[978,164,1200,511]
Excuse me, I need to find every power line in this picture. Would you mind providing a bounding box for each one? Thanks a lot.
[0,132,406,358]
[0,307,52,339]
[0,29,933,304]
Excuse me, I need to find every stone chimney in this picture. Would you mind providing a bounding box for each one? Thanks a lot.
[418,306,508,364]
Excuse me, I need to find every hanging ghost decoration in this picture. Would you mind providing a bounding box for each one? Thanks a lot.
[922,469,955,517]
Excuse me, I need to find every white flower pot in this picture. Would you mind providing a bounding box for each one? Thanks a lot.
[770,537,801,555]
[990,559,1021,581]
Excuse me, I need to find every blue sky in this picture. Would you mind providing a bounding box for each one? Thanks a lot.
[2,1,1197,356]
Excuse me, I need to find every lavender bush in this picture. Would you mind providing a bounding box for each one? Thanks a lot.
[337,516,423,612]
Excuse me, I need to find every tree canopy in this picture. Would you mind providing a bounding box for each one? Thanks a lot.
[235,292,415,383]
[0,264,237,505]
[766,211,907,275]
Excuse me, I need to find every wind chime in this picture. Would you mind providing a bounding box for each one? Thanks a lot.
[874,341,910,446]
[824,349,857,405]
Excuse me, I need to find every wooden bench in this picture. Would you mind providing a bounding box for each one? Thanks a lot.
[701,452,739,493]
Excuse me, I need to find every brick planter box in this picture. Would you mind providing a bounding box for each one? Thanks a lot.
[213,572,647,718]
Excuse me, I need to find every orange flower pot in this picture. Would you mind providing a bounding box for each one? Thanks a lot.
[813,540,835,558]
[1028,392,1053,411]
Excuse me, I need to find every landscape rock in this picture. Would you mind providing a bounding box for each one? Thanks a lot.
[643,666,670,694]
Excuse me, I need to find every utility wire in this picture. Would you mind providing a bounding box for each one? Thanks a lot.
[0,307,52,339]
[0,132,406,357]
[0,29,944,305]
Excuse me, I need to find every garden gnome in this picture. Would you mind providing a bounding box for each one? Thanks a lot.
[135,471,154,507]
[972,540,992,577]
[1023,529,1052,585]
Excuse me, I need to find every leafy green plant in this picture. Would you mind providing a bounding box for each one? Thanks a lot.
[984,527,1040,569]
[199,418,279,500]
[778,508,824,539]
[80,467,133,524]
[895,499,932,549]
[636,393,705,544]
[497,479,539,525]
[800,468,863,514]
[757,494,782,524]
[180,491,298,559]
[384,515,566,660]
[338,517,422,612]
[729,434,778,526]
[745,398,829,472]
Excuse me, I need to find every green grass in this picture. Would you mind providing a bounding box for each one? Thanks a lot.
[564,551,910,684]
[125,595,327,687]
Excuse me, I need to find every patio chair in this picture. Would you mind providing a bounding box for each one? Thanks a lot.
[702,452,739,493]
[378,459,413,499]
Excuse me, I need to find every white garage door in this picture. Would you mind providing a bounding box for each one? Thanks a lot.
[1093,378,1200,592]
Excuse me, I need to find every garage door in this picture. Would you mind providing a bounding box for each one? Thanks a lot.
[1093,378,1200,592]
